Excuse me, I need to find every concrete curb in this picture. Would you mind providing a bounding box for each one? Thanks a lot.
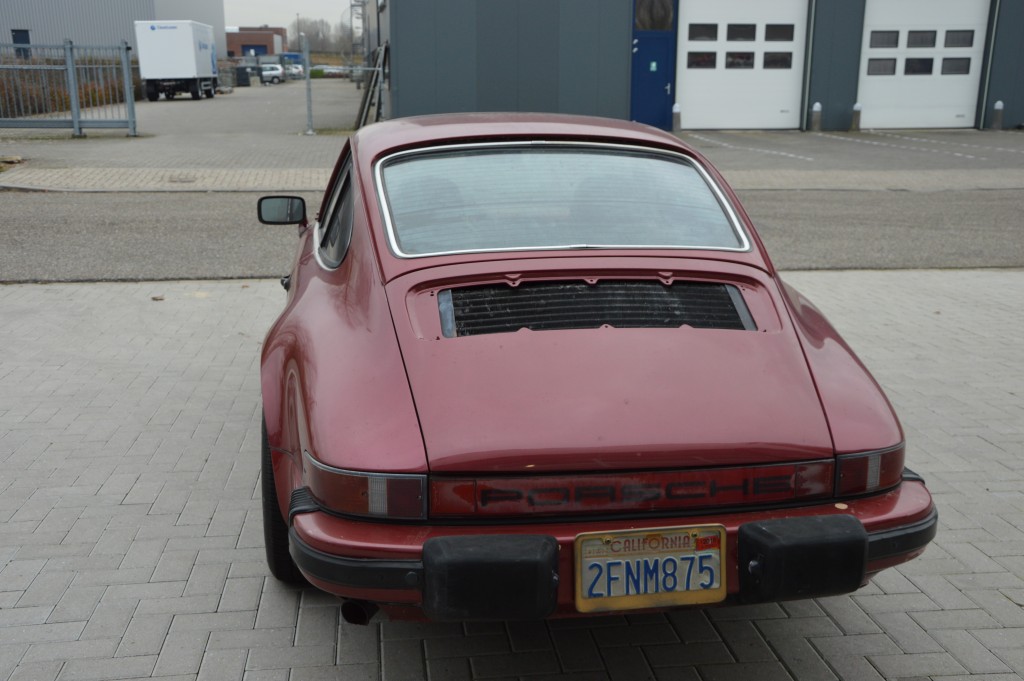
[0,167,331,193]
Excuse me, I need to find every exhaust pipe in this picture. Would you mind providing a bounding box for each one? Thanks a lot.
[340,600,378,626]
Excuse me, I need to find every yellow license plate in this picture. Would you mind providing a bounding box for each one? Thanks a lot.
[574,525,727,613]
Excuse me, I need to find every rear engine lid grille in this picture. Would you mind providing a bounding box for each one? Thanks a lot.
[439,281,755,338]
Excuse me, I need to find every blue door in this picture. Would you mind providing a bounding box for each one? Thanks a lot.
[630,0,678,130]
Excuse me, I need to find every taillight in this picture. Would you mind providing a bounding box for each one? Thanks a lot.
[302,450,426,519]
[835,445,904,497]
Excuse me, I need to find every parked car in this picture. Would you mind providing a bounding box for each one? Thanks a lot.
[257,113,937,624]
[285,64,304,79]
[260,64,284,84]
[311,64,349,78]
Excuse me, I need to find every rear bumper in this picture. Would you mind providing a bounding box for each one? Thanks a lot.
[866,505,937,561]
[288,479,936,620]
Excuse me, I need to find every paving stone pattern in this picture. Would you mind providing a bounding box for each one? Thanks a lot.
[4,86,1024,195]
[0,79,354,193]
[1,270,1023,680]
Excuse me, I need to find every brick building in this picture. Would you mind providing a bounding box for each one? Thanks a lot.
[227,26,288,57]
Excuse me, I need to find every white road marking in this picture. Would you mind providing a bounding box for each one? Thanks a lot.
[814,132,988,161]
[683,133,815,162]
[870,131,1024,156]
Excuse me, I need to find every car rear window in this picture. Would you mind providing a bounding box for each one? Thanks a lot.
[376,145,747,257]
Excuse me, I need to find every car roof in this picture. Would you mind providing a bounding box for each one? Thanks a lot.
[346,113,773,280]
[352,113,695,161]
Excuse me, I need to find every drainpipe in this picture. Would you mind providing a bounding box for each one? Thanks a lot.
[978,0,1001,128]
[801,0,817,131]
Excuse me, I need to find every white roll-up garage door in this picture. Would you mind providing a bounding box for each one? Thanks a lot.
[856,0,990,128]
[676,0,808,129]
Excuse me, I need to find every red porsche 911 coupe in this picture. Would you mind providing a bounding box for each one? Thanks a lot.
[257,113,936,624]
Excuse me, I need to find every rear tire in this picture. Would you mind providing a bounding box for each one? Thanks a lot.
[190,81,201,100]
[261,416,306,583]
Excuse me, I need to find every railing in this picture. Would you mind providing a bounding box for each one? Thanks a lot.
[356,43,387,129]
[0,40,137,137]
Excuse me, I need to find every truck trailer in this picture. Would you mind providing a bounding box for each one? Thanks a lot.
[134,21,218,101]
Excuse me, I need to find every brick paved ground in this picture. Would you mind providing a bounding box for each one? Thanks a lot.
[0,79,356,192]
[1,270,1022,681]
[3,78,1023,681]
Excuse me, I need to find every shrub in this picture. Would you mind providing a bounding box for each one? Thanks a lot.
[0,66,129,117]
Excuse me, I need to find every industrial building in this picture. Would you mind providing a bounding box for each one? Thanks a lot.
[362,0,1023,131]
[226,27,289,58]
[2,0,227,62]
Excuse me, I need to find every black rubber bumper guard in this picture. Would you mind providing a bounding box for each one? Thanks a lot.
[287,482,937,618]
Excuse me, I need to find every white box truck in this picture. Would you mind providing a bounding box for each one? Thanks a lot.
[134,20,218,101]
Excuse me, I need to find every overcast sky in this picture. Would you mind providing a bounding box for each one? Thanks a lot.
[222,0,357,31]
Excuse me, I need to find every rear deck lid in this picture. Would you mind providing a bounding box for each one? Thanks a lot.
[388,274,833,473]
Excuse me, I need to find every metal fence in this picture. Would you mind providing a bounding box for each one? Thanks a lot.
[0,40,137,136]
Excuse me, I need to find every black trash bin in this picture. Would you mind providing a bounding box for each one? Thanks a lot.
[235,66,251,87]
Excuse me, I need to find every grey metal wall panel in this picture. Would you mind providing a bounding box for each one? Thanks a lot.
[806,0,866,130]
[476,0,519,111]
[1,0,156,48]
[391,2,439,116]
[436,0,478,113]
[557,0,602,115]
[387,0,631,120]
[982,0,1024,128]
[517,0,559,112]
[593,0,632,118]
[557,0,631,118]
[391,0,477,116]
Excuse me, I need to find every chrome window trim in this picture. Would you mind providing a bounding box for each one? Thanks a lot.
[312,219,333,271]
[313,159,353,272]
[373,141,752,259]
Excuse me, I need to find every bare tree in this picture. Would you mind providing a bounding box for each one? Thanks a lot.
[335,19,355,56]
[290,17,345,53]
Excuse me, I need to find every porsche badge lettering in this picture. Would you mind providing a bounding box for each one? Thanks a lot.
[479,475,794,507]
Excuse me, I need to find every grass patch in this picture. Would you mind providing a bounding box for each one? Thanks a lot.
[313,128,354,136]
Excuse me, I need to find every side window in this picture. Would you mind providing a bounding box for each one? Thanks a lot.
[318,162,355,269]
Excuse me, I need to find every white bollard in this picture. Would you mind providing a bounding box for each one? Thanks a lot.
[850,103,862,132]
[992,100,1005,131]
[811,101,822,132]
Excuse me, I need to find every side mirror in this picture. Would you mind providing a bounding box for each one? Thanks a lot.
[258,196,306,225]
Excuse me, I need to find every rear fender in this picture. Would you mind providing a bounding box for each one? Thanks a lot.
[779,279,903,453]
